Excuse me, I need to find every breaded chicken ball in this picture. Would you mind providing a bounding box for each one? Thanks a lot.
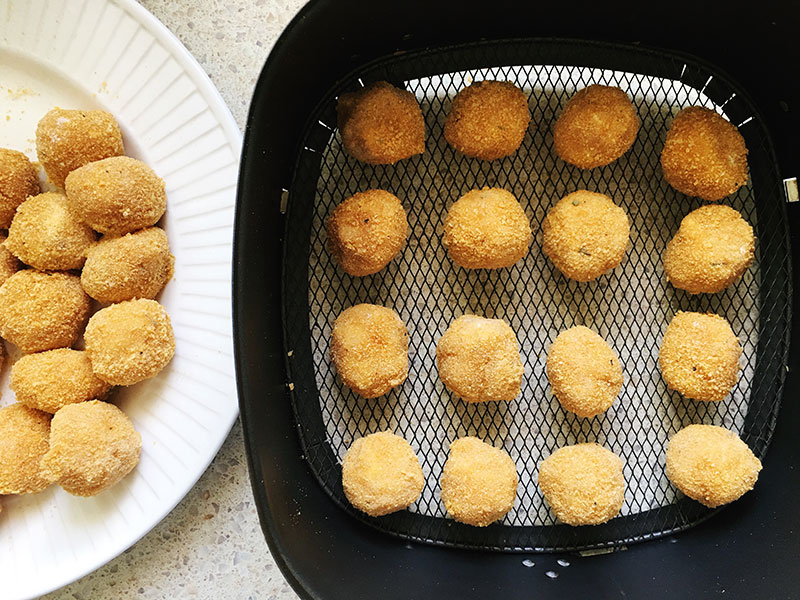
[326,190,408,276]
[0,403,51,494]
[666,424,761,508]
[330,304,409,398]
[546,326,623,417]
[35,108,124,188]
[664,205,754,294]
[337,81,425,165]
[538,443,625,526]
[40,400,141,496]
[0,148,39,228]
[661,106,748,201]
[659,312,741,402]
[65,156,166,235]
[5,192,96,270]
[441,437,518,527]
[542,190,630,281]
[436,315,523,403]
[11,349,112,414]
[81,227,174,303]
[0,270,90,353]
[444,80,530,160]
[443,187,532,269]
[341,431,424,517]
[553,84,639,169]
[84,299,175,386]
[0,233,20,286]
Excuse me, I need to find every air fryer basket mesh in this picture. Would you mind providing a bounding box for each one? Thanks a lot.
[282,40,791,552]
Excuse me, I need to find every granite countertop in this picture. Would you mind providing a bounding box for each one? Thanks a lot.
[44,1,305,598]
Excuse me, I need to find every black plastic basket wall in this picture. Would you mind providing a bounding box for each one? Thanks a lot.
[281,39,791,552]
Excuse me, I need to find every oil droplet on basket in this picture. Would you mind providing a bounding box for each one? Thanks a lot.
[522,559,535,567]
[557,559,570,567]
[545,571,558,579]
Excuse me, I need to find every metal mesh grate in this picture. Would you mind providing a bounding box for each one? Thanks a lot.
[282,40,791,552]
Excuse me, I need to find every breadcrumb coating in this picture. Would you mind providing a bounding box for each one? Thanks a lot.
[330,304,409,398]
[0,403,51,495]
[538,443,625,526]
[337,81,425,165]
[666,424,761,508]
[546,326,623,417]
[0,232,20,286]
[436,315,523,403]
[443,187,532,269]
[659,311,741,402]
[341,431,424,517]
[664,204,754,294]
[440,436,518,527]
[0,148,39,228]
[326,190,408,276]
[444,80,530,160]
[661,106,748,201]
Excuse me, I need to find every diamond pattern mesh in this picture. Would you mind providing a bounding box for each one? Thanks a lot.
[281,40,791,552]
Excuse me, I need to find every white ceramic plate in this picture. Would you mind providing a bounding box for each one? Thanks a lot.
[0,1,241,597]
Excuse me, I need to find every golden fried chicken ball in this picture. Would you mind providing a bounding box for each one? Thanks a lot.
[444,80,530,160]
[81,227,174,303]
[5,192,96,270]
[65,156,166,235]
[546,326,624,417]
[664,204,754,294]
[337,81,425,165]
[341,431,424,517]
[443,187,532,269]
[666,424,761,508]
[537,443,625,526]
[436,315,523,403]
[553,84,639,169]
[84,298,175,386]
[659,312,741,402]
[661,106,748,201]
[35,108,124,189]
[440,436,518,527]
[0,403,51,494]
[0,232,20,286]
[0,270,90,353]
[0,148,39,228]
[330,304,409,398]
[542,190,630,281]
[40,400,141,496]
[11,349,112,414]
[326,190,408,276]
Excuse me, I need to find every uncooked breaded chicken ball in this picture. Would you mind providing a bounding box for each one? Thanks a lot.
[546,326,624,417]
[0,270,90,353]
[326,189,408,276]
[554,84,639,169]
[330,304,409,398]
[664,204,754,294]
[436,315,523,403]
[440,436,518,527]
[666,424,761,508]
[35,108,124,188]
[542,190,630,281]
[659,311,741,402]
[337,81,425,165]
[0,148,39,228]
[341,431,424,517]
[81,227,174,303]
[40,400,141,497]
[0,403,51,494]
[444,80,530,160]
[0,232,20,286]
[537,443,625,526]
[5,192,96,270]
[661,106,748,201]
[65,156,166,235]
[84,299,175,386]
[11,349,112,414]
[443,187,532,269]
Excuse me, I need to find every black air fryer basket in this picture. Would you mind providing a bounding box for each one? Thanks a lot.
[234,1,800,598]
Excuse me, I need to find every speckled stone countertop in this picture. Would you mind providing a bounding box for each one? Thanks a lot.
[44,1,305,598]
